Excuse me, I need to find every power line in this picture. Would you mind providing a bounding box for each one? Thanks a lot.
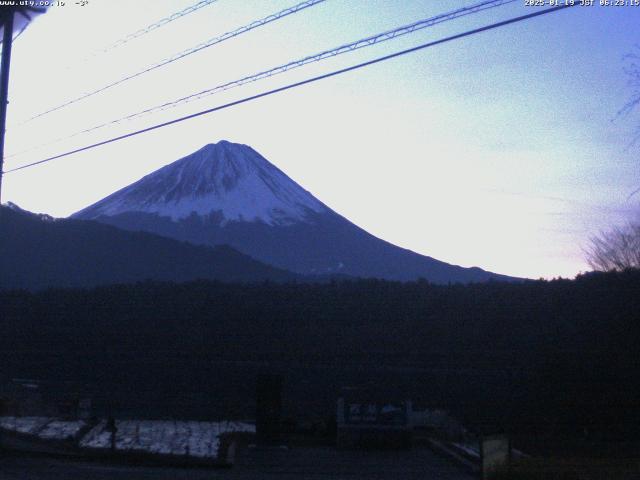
[4,4,576,175]
[87,0,219,58]
[54,0,218,73]
[21,0,326,123]
[11,23,28,42]
[82,0,517,132]
[8,0,514,158]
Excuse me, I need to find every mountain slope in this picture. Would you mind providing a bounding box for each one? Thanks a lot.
[76,141,327,226]
[73,141,515,283]
[0,203,297,290]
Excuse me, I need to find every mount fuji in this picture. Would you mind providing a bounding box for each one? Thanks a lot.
[73,140,513,283]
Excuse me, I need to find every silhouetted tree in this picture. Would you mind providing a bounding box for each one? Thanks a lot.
[620,46,640,134]
[619,46,640,200]
[586,222,640,271]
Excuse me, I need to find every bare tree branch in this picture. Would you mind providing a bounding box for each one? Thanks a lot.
[586,222,640,271]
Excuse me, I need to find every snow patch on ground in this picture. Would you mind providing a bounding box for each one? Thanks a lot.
[0,417,85,439]
[79,419,255,458]
[452,441,480,458]
[1,416,254,459]
[38,420,86,440]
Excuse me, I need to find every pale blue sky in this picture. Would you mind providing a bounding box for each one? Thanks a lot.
[2,0,639,279]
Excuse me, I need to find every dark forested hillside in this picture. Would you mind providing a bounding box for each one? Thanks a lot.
[1,271,639,437]
[0,204,297,289]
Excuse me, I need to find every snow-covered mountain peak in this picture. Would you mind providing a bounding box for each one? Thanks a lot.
[73,141,328,225]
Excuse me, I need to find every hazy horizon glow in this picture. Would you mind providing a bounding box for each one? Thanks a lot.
[2,0,639,279]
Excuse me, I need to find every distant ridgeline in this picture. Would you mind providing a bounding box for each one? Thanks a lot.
[1,270,639,438]
[0,202,298,289]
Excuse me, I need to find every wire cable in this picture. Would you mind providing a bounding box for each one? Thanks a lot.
[22,0,326,123]
[90,0,219,57]
[11,23,28,42]
[4,4,576,174]
[7,0,514,159]
[82,0,517,133]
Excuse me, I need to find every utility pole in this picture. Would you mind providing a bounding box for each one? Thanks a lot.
[0,10,14,204]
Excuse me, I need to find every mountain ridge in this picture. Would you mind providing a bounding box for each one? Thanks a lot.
[0,203,299,290]
[74,141,327,226]
[73,140,517,283]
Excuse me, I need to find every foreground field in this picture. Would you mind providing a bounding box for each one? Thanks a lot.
[0,445,474,480]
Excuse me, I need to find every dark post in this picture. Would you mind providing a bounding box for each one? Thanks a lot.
[256,374,283,444]
[0,10,15,203]
[106,416,117,451]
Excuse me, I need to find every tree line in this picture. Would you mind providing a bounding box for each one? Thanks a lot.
[0,270,639,438]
